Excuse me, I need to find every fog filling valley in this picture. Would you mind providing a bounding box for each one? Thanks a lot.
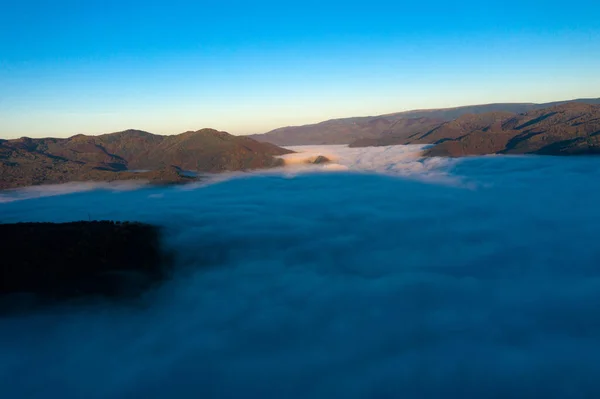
[2,145,600,398]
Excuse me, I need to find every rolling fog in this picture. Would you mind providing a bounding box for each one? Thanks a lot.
[2,145,600,398]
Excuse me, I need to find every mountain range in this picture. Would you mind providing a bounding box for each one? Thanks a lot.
[249,98,600,146]
[422,103,600,157]
[2,98,600,190]
[0,129,291,189]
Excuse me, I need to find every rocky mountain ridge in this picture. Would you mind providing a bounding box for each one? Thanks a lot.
[0,129,292,189]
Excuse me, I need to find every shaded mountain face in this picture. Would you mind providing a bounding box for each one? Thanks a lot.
[349,117,451,147]
[249,117,398,146]
[401,112,517,145]
[423,103,600,157]
[0,129,292,189]
[249,98,600,146]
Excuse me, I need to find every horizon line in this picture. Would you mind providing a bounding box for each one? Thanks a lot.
[2,96,599,140]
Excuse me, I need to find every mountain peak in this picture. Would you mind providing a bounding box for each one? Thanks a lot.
[0,128,292,189]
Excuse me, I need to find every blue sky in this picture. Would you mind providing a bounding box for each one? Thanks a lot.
[1,0,599,138]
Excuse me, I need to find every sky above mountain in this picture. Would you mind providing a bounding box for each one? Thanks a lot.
[1,0,599,138]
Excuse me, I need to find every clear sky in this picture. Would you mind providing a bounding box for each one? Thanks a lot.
[1,0,599,138]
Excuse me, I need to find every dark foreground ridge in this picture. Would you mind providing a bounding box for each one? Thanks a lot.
[0,221,170,303]
[0,128,292,189]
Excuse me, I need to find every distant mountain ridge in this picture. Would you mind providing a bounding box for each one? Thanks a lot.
[0,129,291,189]
[348,102,600,156]
[248,98,600,146]
[3,98,600,190]
[423,103,600,157]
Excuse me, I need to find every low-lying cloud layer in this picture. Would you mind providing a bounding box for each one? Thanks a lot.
[2,147,600,398]
[281,144,456,179]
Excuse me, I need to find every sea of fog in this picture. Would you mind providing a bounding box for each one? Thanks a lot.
[2,145,600,398]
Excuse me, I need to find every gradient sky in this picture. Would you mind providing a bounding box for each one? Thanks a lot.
[1,0,599,138]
